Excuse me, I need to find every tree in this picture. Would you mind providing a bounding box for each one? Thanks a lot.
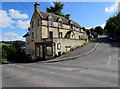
[46,2,64,16]
[94,26,103,35]
[105,12,120,36]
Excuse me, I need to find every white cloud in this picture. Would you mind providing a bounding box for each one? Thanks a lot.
[16,20,30,29]
[9,9,28,19]
[100,23,106,28]
[0,10,15,28]
[4,32,18,37]
[85,23,106,29]
[15,36,25,41]
[2,32,25,41]
[105,0,119,13]
[85,27,92,29]
[50,1,54,6]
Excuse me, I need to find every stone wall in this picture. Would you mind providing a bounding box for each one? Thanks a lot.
[53,38,85,56]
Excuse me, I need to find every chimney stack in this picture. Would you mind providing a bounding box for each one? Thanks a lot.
[65,14,70,20]
[34,2,40,11]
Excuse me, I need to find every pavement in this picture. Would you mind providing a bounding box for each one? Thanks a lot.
[2,37,119,87]
[41,39,98,63]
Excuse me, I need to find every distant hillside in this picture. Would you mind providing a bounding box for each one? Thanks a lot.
[0,41,26,47]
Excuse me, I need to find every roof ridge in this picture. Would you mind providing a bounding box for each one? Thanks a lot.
[39,10,68,20]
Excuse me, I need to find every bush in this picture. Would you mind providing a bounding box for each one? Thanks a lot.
[2,41,31,63]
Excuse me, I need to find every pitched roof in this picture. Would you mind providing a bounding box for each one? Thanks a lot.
[39,11,81,28]
[23,32,30,37]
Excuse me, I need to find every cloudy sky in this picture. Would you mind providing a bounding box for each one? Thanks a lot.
[1,0,119,41]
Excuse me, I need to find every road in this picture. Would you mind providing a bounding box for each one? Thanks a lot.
[2,37,119,87]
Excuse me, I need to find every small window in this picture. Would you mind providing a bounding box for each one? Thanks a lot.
[37,19,40,26]
[31,32,34,40]
[59,32,62,38]
[59,21,62,28]
[57,43,61,50]
[49,18,53,26]
[31,22,34,28]
[46,46,52,55]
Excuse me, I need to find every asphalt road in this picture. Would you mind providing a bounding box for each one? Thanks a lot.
[2,37,119,87]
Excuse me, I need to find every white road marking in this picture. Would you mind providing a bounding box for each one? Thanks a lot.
[107,56,111,68]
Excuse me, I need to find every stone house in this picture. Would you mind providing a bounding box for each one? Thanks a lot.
[23,2,86,60]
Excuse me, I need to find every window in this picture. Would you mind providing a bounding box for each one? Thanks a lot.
[49,18,53,26]
[31,22,34,28]
[70,24,74,29]
[59,21,62,28]
[49,31,53,38]
[31,32,34,40]
[57,43,61,50]
[36,47,40,57]
[37,19,40,26]
[59,32,62,38]
[46,46,52,55]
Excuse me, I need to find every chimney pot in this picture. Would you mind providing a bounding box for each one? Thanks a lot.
[34,2,40,11]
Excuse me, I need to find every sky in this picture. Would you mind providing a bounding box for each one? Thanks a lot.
[1,0,119,41]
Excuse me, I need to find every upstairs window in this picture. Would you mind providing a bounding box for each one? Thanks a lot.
[59,32,62,38]
[59,21,62,28]
[37,19,40,26]
[49,18,53,26]
[31,22,34,28]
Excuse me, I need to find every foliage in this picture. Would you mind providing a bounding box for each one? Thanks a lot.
[94,26,103,35]
[2,41,31,63]
[46,2,64,16]
[104,12,120,36]
[2,44,16,61]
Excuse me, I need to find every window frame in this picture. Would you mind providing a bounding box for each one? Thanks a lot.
[46,46,53,56]
[57,43,61,50]
[36,46,40,57]
[59,21,62,28]
[59,32,62,38]
[49,18,53,26]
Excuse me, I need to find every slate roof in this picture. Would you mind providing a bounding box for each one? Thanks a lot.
[39,11,81,28]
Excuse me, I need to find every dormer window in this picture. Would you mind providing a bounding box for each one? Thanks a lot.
[49,18,53,26]
[59,21,62,28]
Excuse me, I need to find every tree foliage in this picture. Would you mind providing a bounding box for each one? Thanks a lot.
[105,12,120,36]
[2,41,31,63]
[94,26,103,35]
[46,2,64,16]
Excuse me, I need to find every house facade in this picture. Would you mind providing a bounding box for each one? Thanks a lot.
[23,2,87,60]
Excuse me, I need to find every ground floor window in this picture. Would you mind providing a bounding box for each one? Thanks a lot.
[36,47,40,57]
[46,46,52,55]
[57,43,61,50]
